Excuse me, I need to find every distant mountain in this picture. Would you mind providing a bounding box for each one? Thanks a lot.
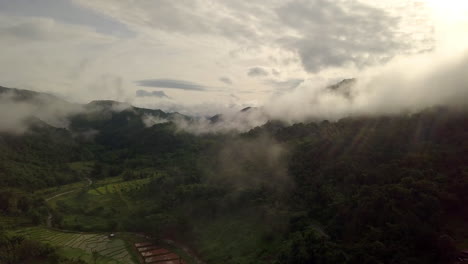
[208,106,262,125]
[0,78,357,133]
[1,84,468,264]
[0,86,64,103]
[0,86,196,189]
[0,86,188,132]
[327,78,356,98]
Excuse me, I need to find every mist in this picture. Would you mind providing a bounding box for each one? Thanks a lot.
[171,48,468,134]
[266,49,468,123]
[0,89,83,134]
[1,48,467,135]
[172,108,269,134]
[205,135,292,193]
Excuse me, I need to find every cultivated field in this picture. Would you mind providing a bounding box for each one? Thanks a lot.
[88,178,151,195]
[14,227,137,264]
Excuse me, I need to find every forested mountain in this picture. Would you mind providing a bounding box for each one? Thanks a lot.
[1,86,467,264]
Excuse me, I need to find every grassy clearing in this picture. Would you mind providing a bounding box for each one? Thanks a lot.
[14,227,137,264]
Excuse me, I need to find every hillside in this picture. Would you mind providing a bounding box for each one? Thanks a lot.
[0,86,467,264]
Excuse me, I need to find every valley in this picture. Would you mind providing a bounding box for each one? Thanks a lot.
[2,1,468,262]
[0,86,467,264]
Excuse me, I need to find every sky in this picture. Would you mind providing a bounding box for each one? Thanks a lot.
[0,0,467,116]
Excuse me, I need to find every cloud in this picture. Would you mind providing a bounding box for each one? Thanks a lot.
[264,49,468,123]
[247,67,269,77]
[0,15,116,42]
[275,0,433,72]
[0,87,83,133]
[0,15,128,103]
[219,77,232,85]
[208,135,292,192]
[171,47,468,133]
[173,108,268,134]
[142,114,169,127]
[0,0,444,112]
[264,78,304,92]
[135,79,208,91]
[73,0,263,41]
[135,89,170,98]
[0,0,133,37]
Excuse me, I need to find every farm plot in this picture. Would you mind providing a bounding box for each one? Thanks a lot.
[89,178,150,195]
[134,241,186,264]
[0,216,31,229]
[14,227,136,264]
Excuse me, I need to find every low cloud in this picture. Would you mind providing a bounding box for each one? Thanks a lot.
[0,87,83,133]
[136,89,170,98]
[219,77,232,85]
[264,78,304,92]
[173,107,268,134]
[208,135,292,192]
[135,79,208,91]
[265,50,468,123]
[142,114,169,127]
[173,48,468,133]
[247,67,269,77]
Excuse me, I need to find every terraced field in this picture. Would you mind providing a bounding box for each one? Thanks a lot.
[134,242,186,264]
[0,216,31,229]
[89,178,151,195]
[14,227,136,264]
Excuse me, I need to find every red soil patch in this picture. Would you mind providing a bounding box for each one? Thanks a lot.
[135,242,153,248]
[141,248,170,257]
[138,246,161,252]
[134,240,188,264]
[144,253,180,263]
[155,260,186,264]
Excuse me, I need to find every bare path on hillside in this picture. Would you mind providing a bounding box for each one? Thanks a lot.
[45,177,93,201]
[45,190,77,202]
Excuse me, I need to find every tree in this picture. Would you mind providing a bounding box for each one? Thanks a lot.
[92,250,100,264]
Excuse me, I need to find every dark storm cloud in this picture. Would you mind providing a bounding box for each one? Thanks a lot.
[135,79,208,91]
[276,0,408,72]
[135,90,170,98]
[219,77,232,85]
[247,67,269,77]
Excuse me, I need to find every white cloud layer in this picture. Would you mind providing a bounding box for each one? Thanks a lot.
[0,0,466,125]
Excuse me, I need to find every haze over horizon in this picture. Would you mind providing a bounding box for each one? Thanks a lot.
[0,0,467,118]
